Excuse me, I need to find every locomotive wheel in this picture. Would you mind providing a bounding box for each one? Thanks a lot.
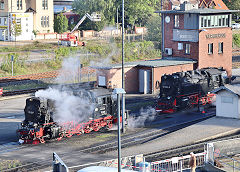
[76,129,83,136]
[93,122,100,132]
[101,120,107,127]
[107,121,113,129]
[66,131,73,138]
[39,138,45,143]
[84,125,91,133]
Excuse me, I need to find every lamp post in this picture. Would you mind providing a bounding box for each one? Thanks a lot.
[121,0,126,134]
[113,88,126,172]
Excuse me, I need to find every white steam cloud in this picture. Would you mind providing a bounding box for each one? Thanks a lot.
[35,88,94,122]
[55,57,80,84]
[127,107,156,129]
[35,57,95,123]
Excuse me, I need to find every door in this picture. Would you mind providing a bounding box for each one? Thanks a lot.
[139,69,150,94]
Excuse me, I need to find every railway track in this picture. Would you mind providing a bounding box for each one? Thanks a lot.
[145,132,240,162]
[1,87,46,97]
[76,112,216,154]
[0,67,96,84]
[2,112,240,172]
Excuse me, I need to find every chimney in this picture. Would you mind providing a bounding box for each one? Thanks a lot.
[180,1,198,11]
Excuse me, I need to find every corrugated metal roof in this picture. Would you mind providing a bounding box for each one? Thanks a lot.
[155,8,239,14]
[212,84,240,96]
[93,58,197,69]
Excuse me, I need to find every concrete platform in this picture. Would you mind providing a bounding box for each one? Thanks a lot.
[105,116,240,157]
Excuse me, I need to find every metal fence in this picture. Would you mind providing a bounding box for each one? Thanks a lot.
[150,152,206,172]
[206,138,240,172]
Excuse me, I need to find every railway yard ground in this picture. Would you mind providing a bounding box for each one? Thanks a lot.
[0,48,240,171]
[0,94,240,171]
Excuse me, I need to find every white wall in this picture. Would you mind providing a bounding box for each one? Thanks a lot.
[216,90,239,119]
[9,12,34,41]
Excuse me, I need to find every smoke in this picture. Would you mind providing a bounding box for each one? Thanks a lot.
[35,88,94,122]
[127,107,156,129]
[55,57,81,84]
[34,57,95,123]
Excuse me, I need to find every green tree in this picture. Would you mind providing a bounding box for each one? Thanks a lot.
[145,15,162,48]
[72,0,161,31]
[54,13,68,33]
[124,0,160,29]
[11,23,22,41]
[223,0,240,16]
[73,0,113,31]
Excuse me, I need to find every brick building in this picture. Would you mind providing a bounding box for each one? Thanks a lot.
[157,2,235,75]
[96,1,236,94]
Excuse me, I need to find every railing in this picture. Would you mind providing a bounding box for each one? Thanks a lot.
[151,152,206,172]
[215,154,240,172]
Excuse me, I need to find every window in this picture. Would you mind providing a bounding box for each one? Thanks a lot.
[218,17,222,26]
[200,15,229,28]
[47,16,49,27]
[218,42,223,53]
[204,17,207,27]
[4,18,7,25]
[0,1,4,10]
[178,43,183,50]
[221,96,233,104]
[185,44,190,54]
[41,16,49,27]
[17,0,22,10]
[208,43,213,54]
[41,16,44,27]
[42,0,48,10]
[174,15,179,28]
[44,16,46,27]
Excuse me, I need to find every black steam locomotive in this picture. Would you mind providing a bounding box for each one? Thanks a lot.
[17,86,127,144]
[156,67,229,113]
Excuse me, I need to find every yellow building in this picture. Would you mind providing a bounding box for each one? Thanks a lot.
[0,0,54,41]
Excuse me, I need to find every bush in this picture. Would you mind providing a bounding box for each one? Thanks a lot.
[0,53,27,75]
[233,33,240,47]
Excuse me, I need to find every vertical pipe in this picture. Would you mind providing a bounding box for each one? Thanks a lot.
[121,0,125,134]
[117,94,121,172]
[117,6,119,35]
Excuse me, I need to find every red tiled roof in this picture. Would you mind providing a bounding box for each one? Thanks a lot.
[167,0,229,10]
[199,0,229,10]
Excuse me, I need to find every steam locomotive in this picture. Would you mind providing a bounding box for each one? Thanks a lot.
[156,67,229,113]
[17,86,127,144]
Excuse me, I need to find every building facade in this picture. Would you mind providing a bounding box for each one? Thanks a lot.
[213,85,240,119]
[158,2,234,75]
[0,0,53,41]
[95,1,236,94]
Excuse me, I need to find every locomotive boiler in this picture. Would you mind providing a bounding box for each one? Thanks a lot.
[17,87,127,144]
[156,67,229,113]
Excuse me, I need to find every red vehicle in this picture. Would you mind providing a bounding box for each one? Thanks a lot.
[59,13,100,47]
[59,34,85,47]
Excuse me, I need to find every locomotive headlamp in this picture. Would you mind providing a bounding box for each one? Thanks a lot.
[167,96,171,99]
[94,108,98,112]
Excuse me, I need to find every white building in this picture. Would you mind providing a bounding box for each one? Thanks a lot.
[0,0,54,41]
[213,84,240,119]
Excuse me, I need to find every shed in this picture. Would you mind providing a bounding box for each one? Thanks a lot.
[213,84,240,119]
[94,58,196,94]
